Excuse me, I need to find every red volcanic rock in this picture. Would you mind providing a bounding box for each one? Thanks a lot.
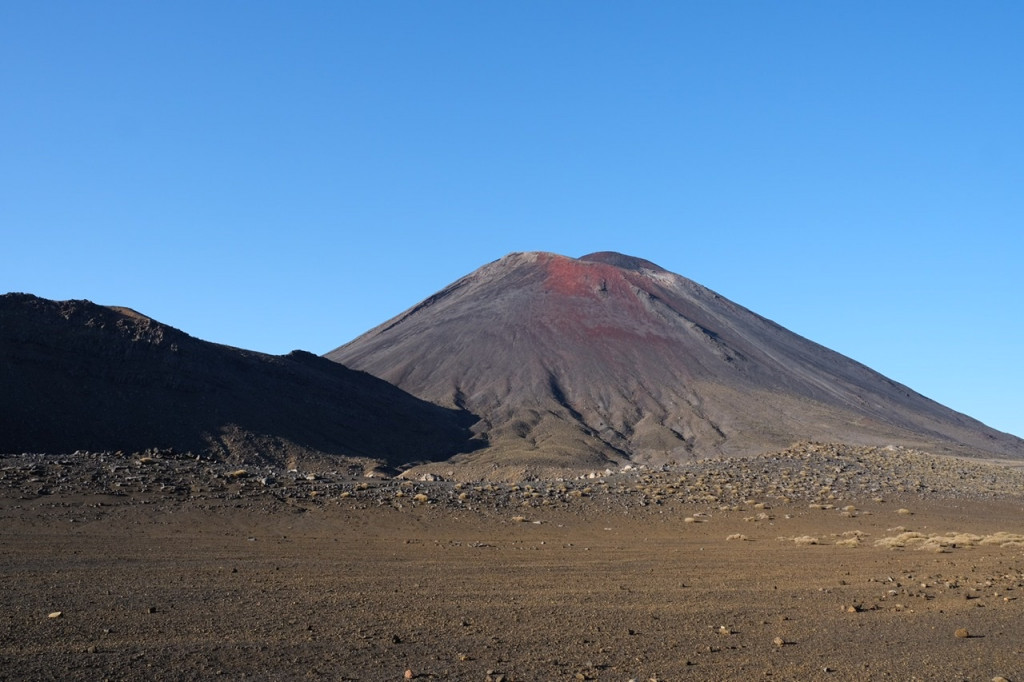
[0,293,478,468]
[328,251,1024,473]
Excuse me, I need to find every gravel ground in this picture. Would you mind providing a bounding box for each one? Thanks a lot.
[4,442,1024,510]
[3,444,1024,680]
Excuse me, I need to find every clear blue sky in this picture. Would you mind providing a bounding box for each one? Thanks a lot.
[3,2,1022,438]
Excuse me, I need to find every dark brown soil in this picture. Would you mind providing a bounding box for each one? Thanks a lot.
[3,448,1023,681]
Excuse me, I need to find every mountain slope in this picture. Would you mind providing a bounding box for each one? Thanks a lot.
[328,251,1024,474]
[0,293,479,468]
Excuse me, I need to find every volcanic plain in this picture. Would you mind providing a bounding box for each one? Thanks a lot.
[3,444,1024,681]
[4,252,1024,680]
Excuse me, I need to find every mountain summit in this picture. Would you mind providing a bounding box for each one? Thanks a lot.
[328,251,1024,475]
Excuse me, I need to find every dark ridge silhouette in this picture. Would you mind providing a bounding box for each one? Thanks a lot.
[328,251,1024,475]
[0,293,481,468]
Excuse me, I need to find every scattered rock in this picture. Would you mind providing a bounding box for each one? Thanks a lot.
[792,536,820,546]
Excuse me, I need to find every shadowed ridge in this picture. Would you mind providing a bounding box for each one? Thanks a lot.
[327,251,1024,477]
[0,293,482,468]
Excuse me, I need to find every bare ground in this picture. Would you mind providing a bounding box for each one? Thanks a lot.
[2,447,1024,681]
